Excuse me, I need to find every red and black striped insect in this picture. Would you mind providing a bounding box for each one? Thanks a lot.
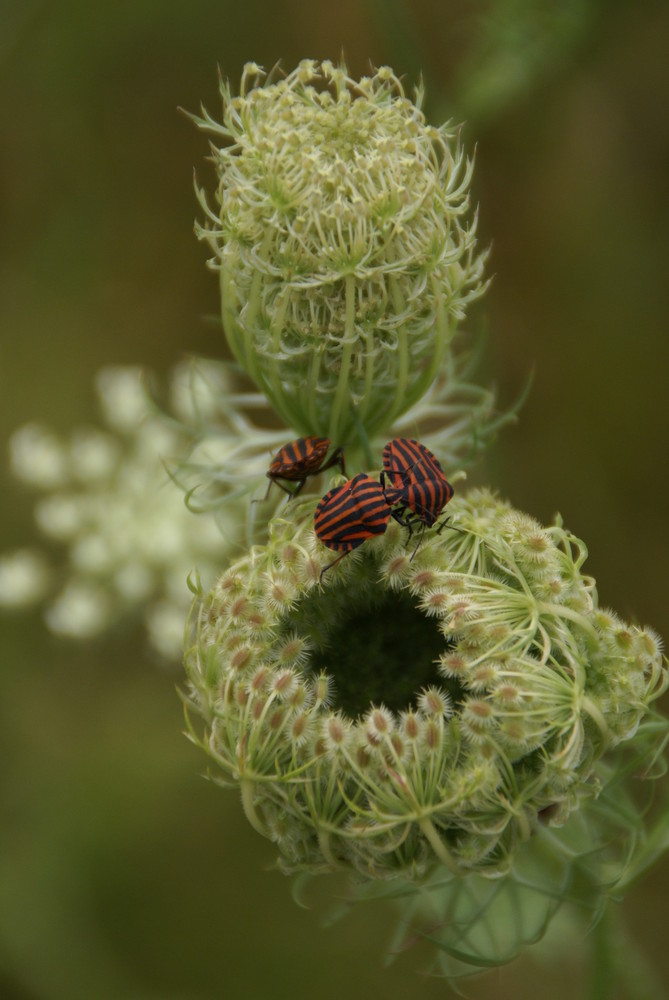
[380,438,454,553]
[262,436,346,500]
[314,472,395,579]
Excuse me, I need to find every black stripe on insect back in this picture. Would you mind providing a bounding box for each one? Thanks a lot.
[398,478,453,527]
[315,474,393,578]
[264,436,346,500]
[271,437,329,478]
[315,474,391,552]
[381,439,453,522]
[380,438,455,559]
[382,437,446,488]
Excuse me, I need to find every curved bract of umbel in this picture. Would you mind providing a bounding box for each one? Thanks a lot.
[193,60,488,451]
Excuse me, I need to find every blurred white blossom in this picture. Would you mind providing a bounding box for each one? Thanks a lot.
[2,362,253,660]
[145,599,190,660]
[95,366,153,432]
[44,580,112,638]
[0,550,51,608]
[10,425,69,489]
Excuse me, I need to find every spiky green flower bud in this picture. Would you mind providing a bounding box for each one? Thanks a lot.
[193,60,488,454]
[184,488,666,888]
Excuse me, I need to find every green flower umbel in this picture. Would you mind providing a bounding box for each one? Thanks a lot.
[184,488,666,881]
[193,61,488,452]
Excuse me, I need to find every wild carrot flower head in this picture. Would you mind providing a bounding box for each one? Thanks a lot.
[193,60,488,452]
[184,488,666,881]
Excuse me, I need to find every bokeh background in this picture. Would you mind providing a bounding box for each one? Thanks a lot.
[1,2,668,997]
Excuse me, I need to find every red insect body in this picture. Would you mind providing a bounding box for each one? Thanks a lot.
[381,438,453,528]
[314,473,392,578]
[265,436,345,499]
[382,438,446,489]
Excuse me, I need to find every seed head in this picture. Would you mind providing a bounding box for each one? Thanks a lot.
[365,705,395,741]
[417,686,453,718]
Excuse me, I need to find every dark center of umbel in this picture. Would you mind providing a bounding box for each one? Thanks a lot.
[280,571,445,717]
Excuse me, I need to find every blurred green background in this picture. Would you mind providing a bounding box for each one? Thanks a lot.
[1,2,668,997]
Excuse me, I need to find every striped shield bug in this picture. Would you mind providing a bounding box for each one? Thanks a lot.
[380,438,455,553]
[262,436,346,500]
[314,472,393,579]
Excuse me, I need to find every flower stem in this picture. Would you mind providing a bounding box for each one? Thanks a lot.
[589,903,663,1000]
[240,778,269,838]
[418,816,461,874]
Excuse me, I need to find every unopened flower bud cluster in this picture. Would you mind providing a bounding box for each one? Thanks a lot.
[194,59,488,450]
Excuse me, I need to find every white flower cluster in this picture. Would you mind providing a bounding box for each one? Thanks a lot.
[0,362,250,659]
